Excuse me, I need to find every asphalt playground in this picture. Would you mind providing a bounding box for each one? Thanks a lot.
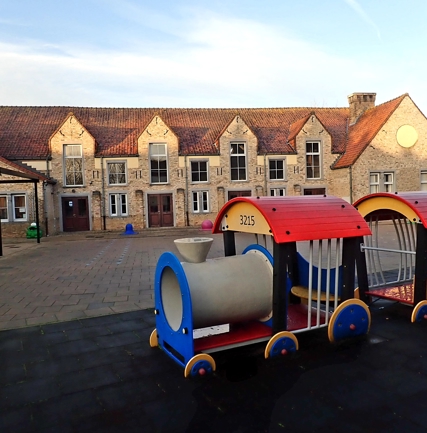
[1,229,427,432]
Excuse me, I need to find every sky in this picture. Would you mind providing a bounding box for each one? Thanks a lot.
[1,0,427,112]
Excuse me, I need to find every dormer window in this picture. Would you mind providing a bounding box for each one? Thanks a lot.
[230,142,247,181]
[64,144,84,186]
[150,143,168,184]
[306,141,321,179]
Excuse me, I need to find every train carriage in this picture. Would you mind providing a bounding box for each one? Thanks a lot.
[150,195,372,377]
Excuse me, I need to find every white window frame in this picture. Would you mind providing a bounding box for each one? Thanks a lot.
[230,142,247,181]
[270,188,286,196]
[12,194,28,221]
[150,143,168,184]
[268,158,286,181]
[109,193,128,217]
[421,170,427,191]
[192,191,210,213]
[107,161,127,185]
[64,144,84,186]
[190,160,209,183]
[306,141,322,180]
[370,171,395,193]
[0,195,8,222]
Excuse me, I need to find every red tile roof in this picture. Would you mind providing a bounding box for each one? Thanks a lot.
[0,98,407,162]
[333,95,408,169]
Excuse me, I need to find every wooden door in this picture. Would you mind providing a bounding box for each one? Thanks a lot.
[62,197,90,231]
[148,194,173,227]
[228,190,251,200]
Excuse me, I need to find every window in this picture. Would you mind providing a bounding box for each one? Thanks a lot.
[230,142,246,181]
[0,195,8,221]
[269,159,285,180]
[270,188,286,196]
[108,162,127,185]
[64,144,84,186]
[109,193,128,217]
[421,170,427,191]
[370,171,394,193]
[12,194,27,221]
[191,161,208,183]
[150,143,168,183]
[192,191,209,213]
[306,141,321,179]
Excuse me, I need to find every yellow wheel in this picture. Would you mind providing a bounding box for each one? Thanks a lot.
[411,300,427,323]
[264,331,298,359]
[184,354,216,378]
[149,329,158,348]
[328,298,370,342]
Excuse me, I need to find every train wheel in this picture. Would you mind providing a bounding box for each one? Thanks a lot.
[264,331,299,359]
[328,299,371,342]
[149,329,158,348]
[411,300,427,323]
[184,354,216,378]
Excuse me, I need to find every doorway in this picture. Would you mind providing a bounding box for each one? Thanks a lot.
[148,194,174,227]
[62,197,90,231]
[228,190,251,200]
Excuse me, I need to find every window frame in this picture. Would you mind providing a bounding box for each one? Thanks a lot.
[192,190,210,213]
[421,170,427,191]
[0,195,8,222]
[109,193,128,217]
[64,144,84,187]
[305,141,322,180]
[12,194,28,222]
[150,143,168,184]
[107,161,127,186]
[190,159,209,183]
[369,171,395,193]
[268,158,286,181]
[230,142,247,181]
[270,188,286,197]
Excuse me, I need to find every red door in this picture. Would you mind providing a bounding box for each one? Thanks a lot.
[62,197,90,231]
[228,190,251,200]
[148,194,173,227]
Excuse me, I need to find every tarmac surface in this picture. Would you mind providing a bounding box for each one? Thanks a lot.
[1,229,427,432]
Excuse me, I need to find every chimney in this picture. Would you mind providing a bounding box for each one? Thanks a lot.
[348,92,376,125]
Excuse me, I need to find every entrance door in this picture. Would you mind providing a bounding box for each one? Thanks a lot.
[148,194,173,227]
[303,188,326,196]
[228,190,251,200]
[62,197,90,231]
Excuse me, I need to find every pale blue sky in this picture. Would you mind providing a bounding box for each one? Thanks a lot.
[1,0,426,112]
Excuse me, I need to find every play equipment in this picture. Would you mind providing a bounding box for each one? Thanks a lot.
[354,191,427,322]
[150,196,372,377]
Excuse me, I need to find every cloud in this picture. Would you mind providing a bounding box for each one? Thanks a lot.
[0,11,390,108]
[343,0,381,40]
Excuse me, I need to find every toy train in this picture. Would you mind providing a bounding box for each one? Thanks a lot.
[149,192,427,377]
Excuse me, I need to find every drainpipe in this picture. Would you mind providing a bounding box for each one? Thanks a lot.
[349,165,353,204]
[263,153,267,196]
[184,155,189,226]
[101,156,106,230]
[43,155,52,236]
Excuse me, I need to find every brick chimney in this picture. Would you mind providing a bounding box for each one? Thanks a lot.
[348,92,376,125]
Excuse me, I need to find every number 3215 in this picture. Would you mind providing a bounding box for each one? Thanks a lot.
[240,215,255,226]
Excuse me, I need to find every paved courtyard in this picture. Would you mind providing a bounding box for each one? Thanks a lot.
[0,228,242,331]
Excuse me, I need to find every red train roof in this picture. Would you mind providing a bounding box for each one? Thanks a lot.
[213,196,371,243]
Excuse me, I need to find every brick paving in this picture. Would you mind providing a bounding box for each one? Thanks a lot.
[0,230,255,331]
